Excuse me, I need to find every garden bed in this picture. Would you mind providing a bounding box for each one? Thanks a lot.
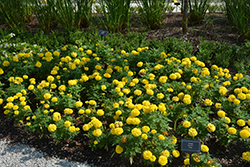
[1,9,250,167]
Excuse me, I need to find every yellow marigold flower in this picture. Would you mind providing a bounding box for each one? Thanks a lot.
[172,150,180,158]
[206,123,216,132]
[89,100,96,105]
[85,109,91,114]
[234,88,242,94]
[233,99,240,105]
[3,61,10,67]
[13,105,19,110]
[64,121,71,128]
[219,86,227,95]
[47,75,54,83]
[167,88,173,92]
[86,50,92,55]
[131,109,140,117]
[204,99,213,106]
[183,98,192,105]
[237,119,246,127]
[201,69,210,76]
[97,109,104,116]
[190,77,197,83]
[192,68,198,73]
[43,93,51,100]
[51,97,58,102]
[171,135,177,144]
[158,155,168,166]
[143,150,152,160]
[170,96,179,102]
[157,93,164,99]
[224,116,231,124]
[142,126,150,133]
[58,85,66,92]
[69,126,76,132]
[4,110,10,115]
[7,97,14,102]
[0,68,4,75]
[240,129,250,139]
[75,101,83,108]
[238,93,246,100]
[141,134,148,139]
[50,83,57,89]
[242,152,250,161]
[137,62,143,67]
[48,124,57,132]
[186,85,192,89]
[53,112,61,122]
[158,134,165,140]
[201,144,209,152]
[131,128,142,137]
[92,119,102,128]
[150,155,156,162]
[169,73,177,80]
[146,89,154,96]
[114,110,121,116]
[158,76,168,83]
[228,127,237,134]
[184,158,190,165]
[101,85,107,91]
[151,129,157,134]
[14,110,19,115]
[82,124,90,131]
[161,150,170,158]
[217,110,226,118]
[64,108,73,115]
[215,103,221,109]
[183,121,191,128]
[68,80,77,86]
[241,86,248,93]
[131,50,139,55]
[93,129,102,137]
[115,145,123,154]
[114,128,123,135]
[188,128,198,137]
[35,62,42,68]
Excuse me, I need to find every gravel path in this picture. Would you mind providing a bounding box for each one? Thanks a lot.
[0,139,91,167]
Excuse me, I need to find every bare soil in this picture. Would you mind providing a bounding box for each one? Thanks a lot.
[0,12,250,167]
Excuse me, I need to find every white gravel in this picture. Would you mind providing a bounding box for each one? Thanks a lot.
[0,139,91,167]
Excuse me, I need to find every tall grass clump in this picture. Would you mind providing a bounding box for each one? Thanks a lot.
[188,0,210,25]
[0,0,32,28]
[55,0,94,31]
[99,0,131,33]
[223,0,250,41]
[135,0,169,30]
[30,0,58,32]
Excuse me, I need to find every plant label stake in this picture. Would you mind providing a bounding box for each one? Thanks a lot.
[174,0,180,12]
[181,139,201,167]
[98,30,109,41]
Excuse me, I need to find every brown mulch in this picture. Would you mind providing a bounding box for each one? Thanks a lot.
[0,12,250,167]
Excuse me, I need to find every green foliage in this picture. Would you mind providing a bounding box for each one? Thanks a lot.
[197,38,250,74]
[98,0,131,33]
[55,0,93,31]
[0,0,32,28]
[208,4,219,13]
[30,0,58,32]
[136,0,168,30]
[223,0,250,41]
[189,0,210,25]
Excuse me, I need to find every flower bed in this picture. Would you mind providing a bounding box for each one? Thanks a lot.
[0,34,250,167]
